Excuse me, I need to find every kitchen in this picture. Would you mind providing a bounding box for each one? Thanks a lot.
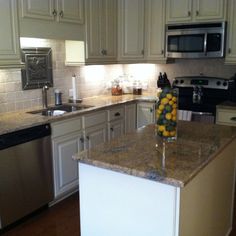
[1,0,236,235]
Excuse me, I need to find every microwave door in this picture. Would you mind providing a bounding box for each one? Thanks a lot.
[166,33,205,58]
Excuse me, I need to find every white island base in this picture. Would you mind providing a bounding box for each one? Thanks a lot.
[78,140,235,236]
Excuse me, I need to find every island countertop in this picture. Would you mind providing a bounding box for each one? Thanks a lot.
[74,121,236,188]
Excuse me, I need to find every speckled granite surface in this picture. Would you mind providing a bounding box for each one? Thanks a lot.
[0,94,156,135]
[73,121,236,188]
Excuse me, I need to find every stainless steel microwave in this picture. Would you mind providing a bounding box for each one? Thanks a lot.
[166,22,226,59]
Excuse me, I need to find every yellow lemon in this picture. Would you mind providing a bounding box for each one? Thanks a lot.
[163,130,170,137]
[158,125,165,132]
[158,104,165,111]
[165,113,172,120]
[169,100,174,106]
[172,103,177,109]
[161,98,169,105]
[166,93,173,99]
[172,96,177,102]
[171,108,177,116]
[170,130,176,137]
[172,115,177,121]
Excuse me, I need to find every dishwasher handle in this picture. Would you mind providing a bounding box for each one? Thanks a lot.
[0,124,51,150]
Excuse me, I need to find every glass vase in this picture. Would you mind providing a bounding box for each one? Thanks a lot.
[155,87,178,142]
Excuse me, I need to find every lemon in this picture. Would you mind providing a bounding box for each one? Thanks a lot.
[166,93,173,99]
[171,108,177,116]
[172,103,177,109]
[169,100,174,106]
[172,115,177,121]
[163,130,170,137]
[165,113,172,120]
[158,125,165,132]
[161,98,169,105]
[170,130,176,137]
[172,96,177,102]
[158,104,165,111]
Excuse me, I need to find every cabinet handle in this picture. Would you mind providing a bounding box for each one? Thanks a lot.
[52,9,57,16]
[188,11,191,16]
[59,10,64,18]
[86,136,90,140]
[230,117,236,121]
[114,112,120,117]
[228,48,231,54]
[80,137,84,143]
[101,49,107,56]
[196,10,199,16]
[161,49,164,55]
[150,108,153,113]
[141,49,144,55]
[110,127,114,132]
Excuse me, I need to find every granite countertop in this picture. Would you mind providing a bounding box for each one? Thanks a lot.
[73,121,236,188]
[0,94,156,135]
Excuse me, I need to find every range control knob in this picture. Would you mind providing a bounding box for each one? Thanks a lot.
[175,80,179,84]
[223,81,228,86]
[180,80,184,84]
[216,81,221,86]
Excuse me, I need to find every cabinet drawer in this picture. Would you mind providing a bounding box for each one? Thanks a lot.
[51,117,82,138]
[83,110,107,128]
[108,106,125,121]
[217,109,236,126]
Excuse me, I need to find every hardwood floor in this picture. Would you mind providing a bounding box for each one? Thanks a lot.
[1,191,236,236]
[0,193,80,236]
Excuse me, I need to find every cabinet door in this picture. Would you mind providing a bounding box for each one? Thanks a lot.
[53,131,84,199]
[118,0,145,61]
[137,102,155,128]
[194,0,225,21]
[225,0,236,64]
[0,0,21,68]
[58,0,84,24]
[125,103,137,133]
[85,124,108,150]
[20,0,55,20]
[166,0,192,23]
[145,0,165,61]
[109,119,125,140]
[85,0,117,63]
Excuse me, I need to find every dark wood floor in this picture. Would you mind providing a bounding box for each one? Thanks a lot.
[1,191,236,236]
[1,193,80,236]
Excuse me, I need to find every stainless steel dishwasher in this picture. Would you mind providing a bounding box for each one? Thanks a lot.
[0,124,54,229]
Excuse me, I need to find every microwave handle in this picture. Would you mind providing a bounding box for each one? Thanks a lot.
[204,33,207,56]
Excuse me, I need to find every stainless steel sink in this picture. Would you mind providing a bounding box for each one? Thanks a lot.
[28,104,93,116]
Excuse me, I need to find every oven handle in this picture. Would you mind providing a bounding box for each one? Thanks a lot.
[191,111,214,116]
[204,32,207,56]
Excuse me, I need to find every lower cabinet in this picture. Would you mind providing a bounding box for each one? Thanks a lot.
[51,117,83,201]
[216,106,236,126]
[125,103,137,133]
[109,119,125,140]
[137,102,155,128]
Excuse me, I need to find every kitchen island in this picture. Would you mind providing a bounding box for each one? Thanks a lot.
[74,121,236,236]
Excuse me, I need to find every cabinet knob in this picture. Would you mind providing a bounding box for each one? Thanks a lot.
[150,108,153,113]
[228,48,231,54]
[59,10,64,18]
[80,137,84,143]
[196,10,199,16]
[86,136,90,140]
[101,49,107,56]
[52,9,57,16]
[188,11,191,16]
[141,50,144,55]
[161,49,164,55]
[110,127,114,132]
[230,117,236,121]
[114,112,120,117]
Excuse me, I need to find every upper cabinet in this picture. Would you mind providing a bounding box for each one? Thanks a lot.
[19,0,85,40]
[225,0,236,64]
[21,0,84,24]
[166,0,226,23]
[118,0,166,63]
[85,0,117,64]
[0,0,22,68]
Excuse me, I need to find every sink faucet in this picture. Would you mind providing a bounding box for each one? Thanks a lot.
[42,85,49,109]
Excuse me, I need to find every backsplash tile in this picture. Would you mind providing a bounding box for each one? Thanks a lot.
[0,38,236,113]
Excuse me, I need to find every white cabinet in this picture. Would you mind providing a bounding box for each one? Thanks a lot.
[118,0,144,62]
[225,0,236,64]
[85,0,117,64]
[125,103,137,133]
[83,110,108,149]
[0,0,22,68]
[108,106,125,140]
[166,0,226,23]
[20,0,84,24]
[118,0,166,63]
[216,106,236,126]
[51,117,83,201]
[137,102,155,128]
